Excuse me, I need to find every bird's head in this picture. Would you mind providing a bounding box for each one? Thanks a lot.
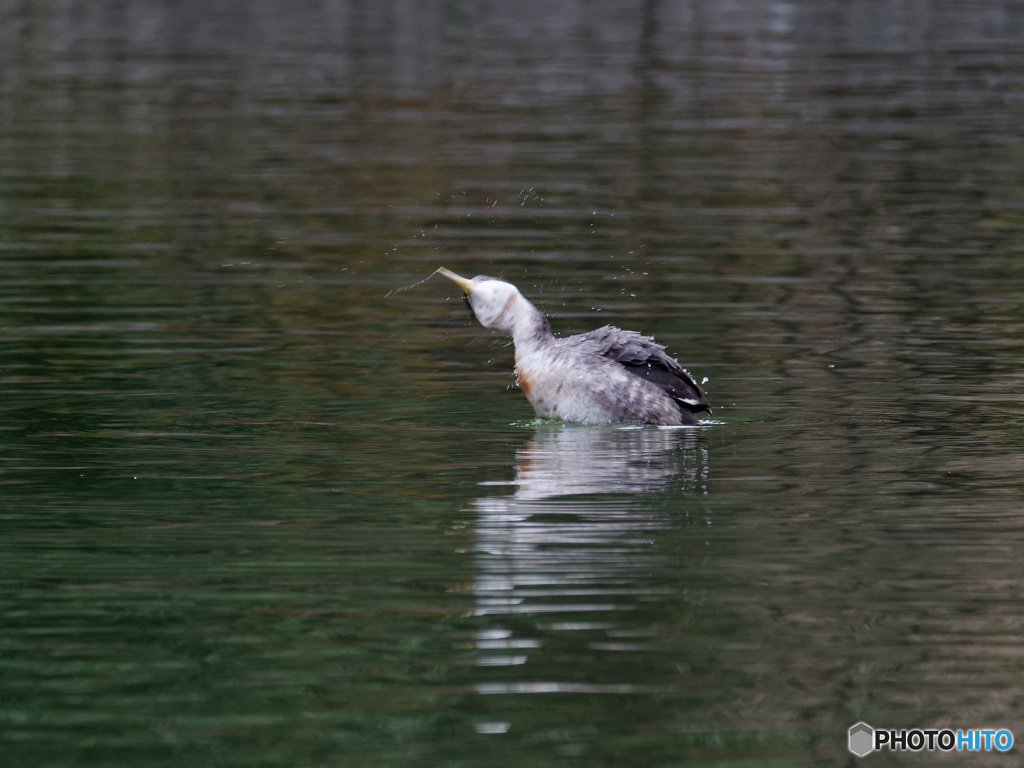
[435,267,526,332]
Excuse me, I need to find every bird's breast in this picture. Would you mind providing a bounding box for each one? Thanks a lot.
[514,350,568,420]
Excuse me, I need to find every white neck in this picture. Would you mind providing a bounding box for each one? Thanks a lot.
[508,295,553,350]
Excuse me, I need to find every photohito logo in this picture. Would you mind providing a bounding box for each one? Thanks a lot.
[848,722,1014,757]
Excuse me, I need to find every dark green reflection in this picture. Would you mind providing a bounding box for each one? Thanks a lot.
[4,1,1024,767]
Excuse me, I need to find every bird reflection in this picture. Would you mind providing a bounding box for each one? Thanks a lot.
[503,423,709,500]
[471,425,711,688]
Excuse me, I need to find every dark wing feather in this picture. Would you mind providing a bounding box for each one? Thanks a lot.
[577,325,712,415]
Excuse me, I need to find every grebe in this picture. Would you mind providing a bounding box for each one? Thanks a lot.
[436,267,711,426]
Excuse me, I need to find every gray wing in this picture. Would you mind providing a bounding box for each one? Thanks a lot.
[576,325,712,415]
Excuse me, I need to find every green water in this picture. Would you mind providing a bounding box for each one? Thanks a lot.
[3,2,1024,766]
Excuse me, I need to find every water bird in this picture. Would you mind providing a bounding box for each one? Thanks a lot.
[435,267,711,426]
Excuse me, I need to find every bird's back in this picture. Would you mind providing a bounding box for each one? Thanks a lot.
[569,325,711,418]
[515,326,708,426]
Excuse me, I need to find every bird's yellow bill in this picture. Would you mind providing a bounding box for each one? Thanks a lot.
[435,267,475,295]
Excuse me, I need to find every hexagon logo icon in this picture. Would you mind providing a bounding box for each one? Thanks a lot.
[849,722,875,757]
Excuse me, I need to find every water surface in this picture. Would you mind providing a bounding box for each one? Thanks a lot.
[3,2,1024,766]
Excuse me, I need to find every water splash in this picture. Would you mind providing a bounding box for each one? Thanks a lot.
[384,267,447,298]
